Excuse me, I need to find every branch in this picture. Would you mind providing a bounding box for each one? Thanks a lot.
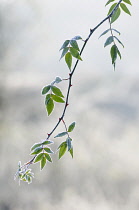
[15,0,131,184]
[27,0,123,166]
[46,0,123,140]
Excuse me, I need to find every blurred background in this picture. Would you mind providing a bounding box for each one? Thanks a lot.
[1,0,139,209]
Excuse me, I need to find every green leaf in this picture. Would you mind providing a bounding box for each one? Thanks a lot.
[70,40,80,51]
[25,175,29,181]
[116,46,122,59]
[55,76,62,84]
[114,36,124,48]
[54,132,68,138]
[51,86,64,98]
[99,29,110,38]
[44,147,54,154]
[110,44,117,68]
[46,98,54,116]
[111,44,117,63]
[31,143,42,151]
[104,36,114,47]
[123,0,132,5]
[65,52,72,70]
[27,173,33,177]
[112,28,120,35]
[107,3,117,15]
[31,147,43,155]
[44,153,52,162]
[51,94,65,103]
[66,137,72,151]
[42,140,54,145]
[68,122,76,132]
[26,169,32,174]
[72,36,82,40]
[45,94,51,105]
[59,142,67,159]
[42,85,51,95]
[22,174,27,181]
[60,47,69,60]
[58,141,66,149]
[111,7,121,23]
[69,147,73,158]
[120,3,131,15]
[34,153,44,163]
[105,0,115,6]
[40,156,46,170]
[27,176,31,184]
[60,40,70,50]
[99,28,120,39]
[70,47,82,61]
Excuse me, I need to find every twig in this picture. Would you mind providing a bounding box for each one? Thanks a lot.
[26,0,123,166]
[46,0,123,139]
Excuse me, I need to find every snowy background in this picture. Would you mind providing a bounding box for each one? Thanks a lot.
[1,1,139,210]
